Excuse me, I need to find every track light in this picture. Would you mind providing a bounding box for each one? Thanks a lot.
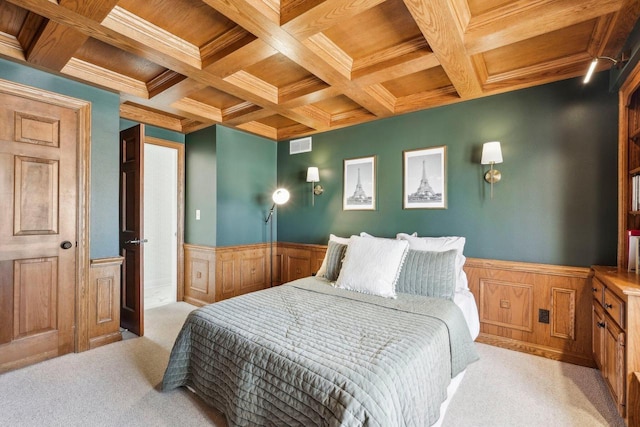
[584,55,629,84]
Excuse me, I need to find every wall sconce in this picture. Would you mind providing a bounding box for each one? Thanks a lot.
[583,55,628,84]
[481,141,503,199]
[306,167,324,206]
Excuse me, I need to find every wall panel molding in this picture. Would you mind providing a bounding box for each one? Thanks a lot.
[466,257,593,367]
[88,257,123,349]
[184,244,216,306]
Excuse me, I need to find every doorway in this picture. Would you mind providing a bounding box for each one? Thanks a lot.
[144,140,178,309]
[119,128,185,336]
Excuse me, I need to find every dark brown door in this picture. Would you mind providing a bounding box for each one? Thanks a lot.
[0,90,77,372]
[120,125,144,336]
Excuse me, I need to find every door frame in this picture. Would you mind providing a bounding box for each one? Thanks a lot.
[0,78,92,352]
[144,136,185,302]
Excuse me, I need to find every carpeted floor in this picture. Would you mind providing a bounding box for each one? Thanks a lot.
[0,302,625,427]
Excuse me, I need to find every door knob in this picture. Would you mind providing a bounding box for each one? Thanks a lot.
[125,239,148,245]
[60,241,73,249]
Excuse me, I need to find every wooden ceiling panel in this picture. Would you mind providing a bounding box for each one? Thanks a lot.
[323,0,423,61]
[188,86,248,110]
[382,66,452,98]
[257,114,301,128]
[1,0,637,139]
[74,38,167,83]
[483,20,595,76]
[312,95,364,115]
[466,0,515,16]
[117,0,236,47]
[245,53,315,88]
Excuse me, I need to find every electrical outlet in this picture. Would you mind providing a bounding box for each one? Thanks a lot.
[538,309,550,324]
[195,209,200,220]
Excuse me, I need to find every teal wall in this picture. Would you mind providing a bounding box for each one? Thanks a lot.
[216,126,277,246]
[183,125,277,247]
[0,58,120,259]
[184,126,217,246]
[0,57,618,266]
[277,73,618,267]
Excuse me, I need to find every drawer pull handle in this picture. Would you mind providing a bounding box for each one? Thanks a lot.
[592,287,597,292]
[604,303,613,309]
[597,321,606,328]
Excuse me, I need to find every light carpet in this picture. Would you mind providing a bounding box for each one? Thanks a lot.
[0,302,625,427]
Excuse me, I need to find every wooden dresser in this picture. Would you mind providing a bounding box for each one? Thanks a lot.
[591,266,640,419]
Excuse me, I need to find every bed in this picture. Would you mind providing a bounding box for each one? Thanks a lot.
[163,234,480,426]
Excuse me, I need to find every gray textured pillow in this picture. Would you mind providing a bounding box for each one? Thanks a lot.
[321,241,348,281]
[396,249,457,299]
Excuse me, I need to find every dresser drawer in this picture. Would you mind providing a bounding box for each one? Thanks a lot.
[603,288,625,328]
[592,277,605,307]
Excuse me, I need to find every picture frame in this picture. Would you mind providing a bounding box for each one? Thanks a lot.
[403,146,447,209]
[343,156,376,211]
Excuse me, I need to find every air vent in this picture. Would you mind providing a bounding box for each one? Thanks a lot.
[289,137,312,154]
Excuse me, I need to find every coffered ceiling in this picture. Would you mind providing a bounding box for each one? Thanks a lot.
[0,0,638,140]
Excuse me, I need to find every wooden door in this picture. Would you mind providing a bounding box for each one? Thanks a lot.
[119,125,144,336]
[0,91,77,372]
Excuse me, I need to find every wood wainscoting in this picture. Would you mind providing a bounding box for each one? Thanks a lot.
[181,242,595,367]
[183,244,217,306]
[465,258,594,367]
[183,242,328,305]
[216,244,269,301]
[275,242,327,286]
[184,243,271,306]
[88,257,124,349]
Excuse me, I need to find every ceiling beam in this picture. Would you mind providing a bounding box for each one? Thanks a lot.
[282,0,386,39]
[403,0,483,98]
[201,0,394,117]
[5,0,330,131]
[23,0,119,70]
[0,32,24,61]
[600,0,640,57]
[120,103,184,132]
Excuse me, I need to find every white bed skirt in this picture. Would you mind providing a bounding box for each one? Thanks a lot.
[432,369,466,427]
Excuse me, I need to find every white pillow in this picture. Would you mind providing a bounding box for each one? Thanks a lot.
[396,233,468,291]
[360,232,405,239]
[335,236,409,298]
[316,234,351,277]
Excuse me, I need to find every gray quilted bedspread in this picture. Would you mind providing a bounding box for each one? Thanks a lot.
[162,277,478,427]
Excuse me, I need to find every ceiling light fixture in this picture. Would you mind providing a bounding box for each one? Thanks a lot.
[584,55,629,84]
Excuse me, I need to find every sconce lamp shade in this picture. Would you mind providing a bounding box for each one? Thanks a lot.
[306,167,319,182]
[272,188,290,205]
[481,141,503,164]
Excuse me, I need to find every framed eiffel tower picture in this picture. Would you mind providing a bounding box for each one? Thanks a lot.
[403,146,447,209]
[343,156,376,211]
